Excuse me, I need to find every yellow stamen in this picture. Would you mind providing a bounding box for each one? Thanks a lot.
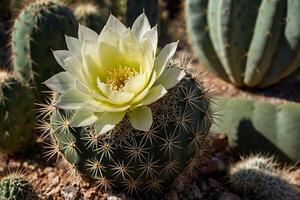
[106,66,137,91]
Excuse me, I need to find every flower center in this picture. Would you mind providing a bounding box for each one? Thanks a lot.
[106,66,137,91]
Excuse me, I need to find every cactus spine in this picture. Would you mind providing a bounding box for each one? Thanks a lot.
[12,0,77,97]
[0,169,38,200]
[186,0,300,87]
[44,68,212,195]
[229,155,300,200]
[74,2,108,32]
[0,70,35,155]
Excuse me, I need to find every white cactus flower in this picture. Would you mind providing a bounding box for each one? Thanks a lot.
[45,13,185,134]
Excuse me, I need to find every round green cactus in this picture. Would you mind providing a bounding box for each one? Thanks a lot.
[12,0,77,97]
[0,170,38,200]
[44,72,212,195]
[0,70,35,155]
[229,155,300,200]
[186,0,300,88]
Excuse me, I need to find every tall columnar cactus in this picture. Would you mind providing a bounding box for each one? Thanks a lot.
[229,155,300,200]
[0,70,35,155]
[186,0,300,87]
[126,0,159,27]
[0,169,38,200]
[44,74,212,194]
[74,2,108,32]
[12,0,77,97]
[211,97,300,161]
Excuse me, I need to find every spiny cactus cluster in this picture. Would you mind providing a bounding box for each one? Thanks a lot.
[229,155,300,200]
[211,97,300,161]
[12,0,77,97]
[186,0,300,87]
[0,70,35,155]
[42,66,213,195]
[0,169,38,200]
[74,2,108,32]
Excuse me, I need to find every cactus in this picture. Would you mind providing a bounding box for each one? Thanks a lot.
[211,97,300,161]
[43,71,212,195]
[12,0,77,98]
[0,169,38,200]
[186,0,300,87]
[126,0,159,27]
[0,70,35,155]
[229,155,300,200]
[74,2,108,32]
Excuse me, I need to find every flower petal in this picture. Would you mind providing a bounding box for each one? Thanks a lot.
[45,72,75,93]
[129,106,152,131]
[65,35,82,56]
[99,42,125,71]
[156,67,186,89]
[64,56,84,80]
[56,89,90,110]
[105,14,126,35]
[81,40,100,64]
[132,13,151,40]
[123,73,147,94]
[94,111,126,135]
[53,50,73,69]
[108,91,135,105]
[76,80,109,102]
[71,108,98,127]
[139,84,167,106]
[78,24,98,42]
[98,26,120,47]
[154,42,178,79]
[143,26,158,52]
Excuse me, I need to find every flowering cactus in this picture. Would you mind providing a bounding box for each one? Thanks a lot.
[45,13,186,135]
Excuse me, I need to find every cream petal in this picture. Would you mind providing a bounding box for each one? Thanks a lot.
[132,13,151,41]
[108,91,135,105]
[131,71,156,104]
[78,24,98,42]
[155,67,186,89]
[82,55,102,87]
[143,26,158,52]
[123,73,147,94]
[106,14,126,35]
[56,89,90,110]
[76,80,109,102]
[129,106,152,131]
[45,72,76,93]
[65,35,82,56]
[97,77,112,97]
[71,108,98,127]
[94,111,126,135]
[99,42,125,71]
[138,84,167,106]
[81,40,100,64]
[154,42,178,79]
[52,50,74,69]
[98,26,120,47]
[64,56,84,80]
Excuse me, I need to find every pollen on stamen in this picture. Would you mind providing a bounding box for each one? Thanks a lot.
[106,66,137,91]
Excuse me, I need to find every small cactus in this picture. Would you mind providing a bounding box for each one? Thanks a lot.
[0,169,38,200]
[42,63,213,195]
[229,155,300,200]
[12,0,77,98]
[0,70,35,155]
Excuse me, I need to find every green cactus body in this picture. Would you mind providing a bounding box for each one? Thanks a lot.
[12,1,77,97]
[211,97,300,161]
[47,75,212,194]
[186,0,300,87]
[0,173,38,200]
[126,0,159,27]
[0,71,35,155]
[229,156,300,200]
[74,2,108,32]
